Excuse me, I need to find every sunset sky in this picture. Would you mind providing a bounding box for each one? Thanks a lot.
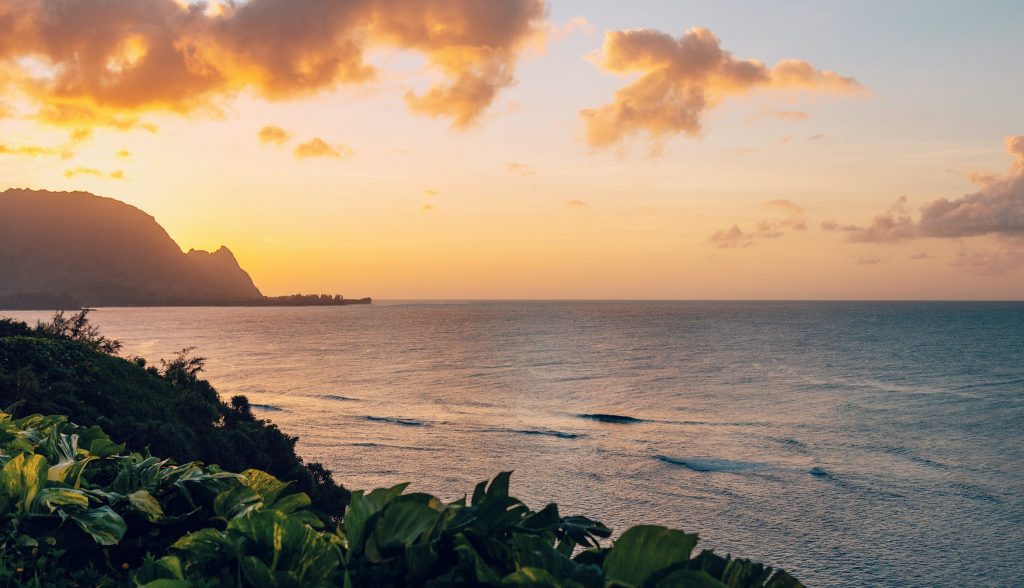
[1,0,1022,299]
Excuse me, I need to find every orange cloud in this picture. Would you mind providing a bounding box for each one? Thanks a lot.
[68,128,93,143]
[0,143,72,158]
[294,138,351,159]
[258,125,291,145]
[117,149,131,158]
[549,16,595,40]
[565,199,588,208]
[506,162,534,176]
[834,136,1024,274]
[63,167,124,179]
[580,27,862,148]
[709,199,808,248]
[0,0,547,130]
[843,136,1024,244]
[33,103,159,132]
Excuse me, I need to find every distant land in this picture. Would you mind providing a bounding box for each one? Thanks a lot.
[0,189,369,309]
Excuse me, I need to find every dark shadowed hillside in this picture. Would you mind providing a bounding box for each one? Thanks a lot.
[0,188,263,308]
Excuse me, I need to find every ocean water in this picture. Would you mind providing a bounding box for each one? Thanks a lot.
[4,302,1023,587]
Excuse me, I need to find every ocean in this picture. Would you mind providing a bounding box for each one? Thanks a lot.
[4,302,1023,587]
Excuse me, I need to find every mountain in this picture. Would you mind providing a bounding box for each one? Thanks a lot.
[0,188,263,308]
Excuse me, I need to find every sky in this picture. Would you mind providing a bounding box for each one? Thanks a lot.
[1,0,1022,299]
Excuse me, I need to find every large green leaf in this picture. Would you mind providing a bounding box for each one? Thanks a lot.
[34,486,89,513]
[241,469,291,505]
[1,452,48,514]
[88,438,126,458]
[452,533,502,584]
[502,567,563,587]
[561,515,612,549]
[518,502,560,533]
[171,528,234,561]
[344,482,409,554]
[228,510,341,584]
[241,555,283,587]
[511,533,603,588]
[364,501,442,562]
[128,489,166,522]
[690,551,804,588]
[651,569,728,587]
[214,484,262,520]
[269,491,312,515]
[135,555,189,587]
[70,505,128,545]
[603,526,698,588]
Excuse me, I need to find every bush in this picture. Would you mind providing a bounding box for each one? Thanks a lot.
[0,314,803,586]
[0,314,349,523]
[0,412,802,587]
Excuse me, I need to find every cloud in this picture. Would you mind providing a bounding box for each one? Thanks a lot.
[117,149,131,158]
[258,125,291,145]
[856,255,885,265]
[422,203,435,211]
[580,27,862,148]
[294,138,352,159]
[33,103,159,132]
[549,16,595,39]
[833,136,1024,274]
[820,220,860,232]
[807,133,825,141]
[774,110,809,120]
[69,128,93,143]
[845,136,1024,243]
[64,166,124,179]
[0,0,548,130]
[909,253,931,260]
[565,199,588,208]
[708,225,752,248]
[506,162,534,176]
[951,244,1024,276]
[0,142,72,158]
[709,199,808,248]
[424,189,440,196]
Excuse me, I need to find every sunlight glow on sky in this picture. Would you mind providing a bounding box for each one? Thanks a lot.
[1,0,1022,299]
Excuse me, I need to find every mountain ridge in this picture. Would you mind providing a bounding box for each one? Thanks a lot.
[0,188,263,308]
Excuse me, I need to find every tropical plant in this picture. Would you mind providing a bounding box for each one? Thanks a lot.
[34,309,122,355]
[0,314,350,523]
[0,409,802,587]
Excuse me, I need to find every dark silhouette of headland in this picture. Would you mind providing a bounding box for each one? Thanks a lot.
[0,188,370,309]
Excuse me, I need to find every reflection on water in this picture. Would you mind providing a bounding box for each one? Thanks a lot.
[6,301,1023,587]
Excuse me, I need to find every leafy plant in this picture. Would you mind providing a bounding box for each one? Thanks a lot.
[0,315,805,587]
[0,409,803,587]
[0,314,350,523]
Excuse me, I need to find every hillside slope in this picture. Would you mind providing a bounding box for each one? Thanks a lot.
[0,188,262,307]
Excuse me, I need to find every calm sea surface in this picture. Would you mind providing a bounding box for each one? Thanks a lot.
[5,302,1023,587]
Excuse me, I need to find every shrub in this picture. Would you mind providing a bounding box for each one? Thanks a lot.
[0,411,802,587]
[0,315,349,523]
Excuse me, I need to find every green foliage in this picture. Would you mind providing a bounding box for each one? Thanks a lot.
[0,314,349,523]
[0,410,803,587]
[0,314,804,587]
[34,309,123,355]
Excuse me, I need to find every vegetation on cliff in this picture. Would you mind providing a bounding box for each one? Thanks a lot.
[0,313,802,587]
[0,312,348,523]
